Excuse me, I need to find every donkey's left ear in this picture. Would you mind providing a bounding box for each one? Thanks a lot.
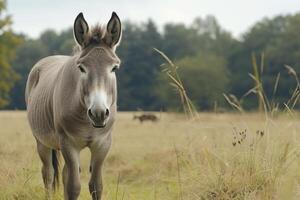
[104,12,122,49]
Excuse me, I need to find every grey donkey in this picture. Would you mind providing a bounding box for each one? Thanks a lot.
[25,12,122,200]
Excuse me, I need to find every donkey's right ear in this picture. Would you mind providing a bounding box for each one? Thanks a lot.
[74,13,89,47]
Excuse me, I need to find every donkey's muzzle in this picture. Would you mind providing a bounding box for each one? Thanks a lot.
[88,107,110,128]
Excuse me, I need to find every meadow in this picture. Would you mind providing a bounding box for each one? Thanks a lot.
[1,111,300,200]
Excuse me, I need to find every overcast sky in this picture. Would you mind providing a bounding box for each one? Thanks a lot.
[7,0,300,39]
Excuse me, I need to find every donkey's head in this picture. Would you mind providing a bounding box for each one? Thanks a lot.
[74,12,121,128]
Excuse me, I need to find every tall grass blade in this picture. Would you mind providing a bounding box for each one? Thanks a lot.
[154,48,199,120]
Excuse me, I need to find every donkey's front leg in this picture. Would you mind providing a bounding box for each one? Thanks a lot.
[89,138,111,200]
[61,140,81,200]
[36,140,54,199]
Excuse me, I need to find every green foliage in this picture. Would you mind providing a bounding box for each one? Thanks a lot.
[117,21,164,110]
[9,40,48,109]
[157,52,229,110]
[8,29,74,109]
[3,11,300,111]
[178,53,229,110]
[228,14,300,109]
[0,0,22,107]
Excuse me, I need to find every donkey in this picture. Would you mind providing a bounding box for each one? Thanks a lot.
[133,114,158,123]
[25,12,122,200]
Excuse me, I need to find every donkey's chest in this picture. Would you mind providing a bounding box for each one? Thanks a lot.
[56,107,115,149]
[63,124,112,149]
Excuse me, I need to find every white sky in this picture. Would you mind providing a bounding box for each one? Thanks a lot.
[7,0,300,39]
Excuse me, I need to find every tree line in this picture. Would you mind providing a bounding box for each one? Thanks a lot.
[1,2,300,111]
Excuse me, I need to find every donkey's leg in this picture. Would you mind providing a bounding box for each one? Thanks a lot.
[89,138,111,200]
[36,140,54,199]
[61,140,81,200]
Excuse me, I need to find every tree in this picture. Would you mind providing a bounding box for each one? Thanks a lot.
[162,23,200,59]
[157,52,229,111]
[7,12,300,111]
[228,14,300,109]
[9,40,48,109]
[9,28,75,109]
[0,0,22,107]
[117,20,164,110]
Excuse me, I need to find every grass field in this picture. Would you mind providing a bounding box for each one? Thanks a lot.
[1,111,300,200]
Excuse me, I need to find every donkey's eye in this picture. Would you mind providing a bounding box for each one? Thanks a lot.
[111,65,119,72]
[78,65,86,73]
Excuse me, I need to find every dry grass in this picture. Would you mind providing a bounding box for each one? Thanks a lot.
[1,111,300,200]
[224,55,300,119]
[154,48,198,120]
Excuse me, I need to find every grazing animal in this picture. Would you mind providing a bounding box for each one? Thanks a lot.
[133,114,158,123]
[25,12,122,200]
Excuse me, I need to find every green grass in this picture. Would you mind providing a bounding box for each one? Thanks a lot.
[0,111,300,200]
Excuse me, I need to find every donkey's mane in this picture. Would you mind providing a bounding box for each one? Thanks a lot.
[73,24,106,55]
[90,24,106,43]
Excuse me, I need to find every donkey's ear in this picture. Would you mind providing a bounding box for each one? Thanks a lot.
[104,12,122,48]
[74,13,89,47]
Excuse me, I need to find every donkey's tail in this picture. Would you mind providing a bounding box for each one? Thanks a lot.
[52,149,60,190]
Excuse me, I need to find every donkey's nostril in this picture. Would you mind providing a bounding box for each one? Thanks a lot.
[88,108,93,118]
[88,107,109,122]
[99,109,109,121]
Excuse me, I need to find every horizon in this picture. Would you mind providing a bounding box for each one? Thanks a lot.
[7,0,300,39]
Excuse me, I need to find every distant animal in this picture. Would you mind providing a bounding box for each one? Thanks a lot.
[133,114,158,123]
[25,12,122,200]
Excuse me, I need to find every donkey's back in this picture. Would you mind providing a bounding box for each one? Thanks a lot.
[26,55,69,149]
